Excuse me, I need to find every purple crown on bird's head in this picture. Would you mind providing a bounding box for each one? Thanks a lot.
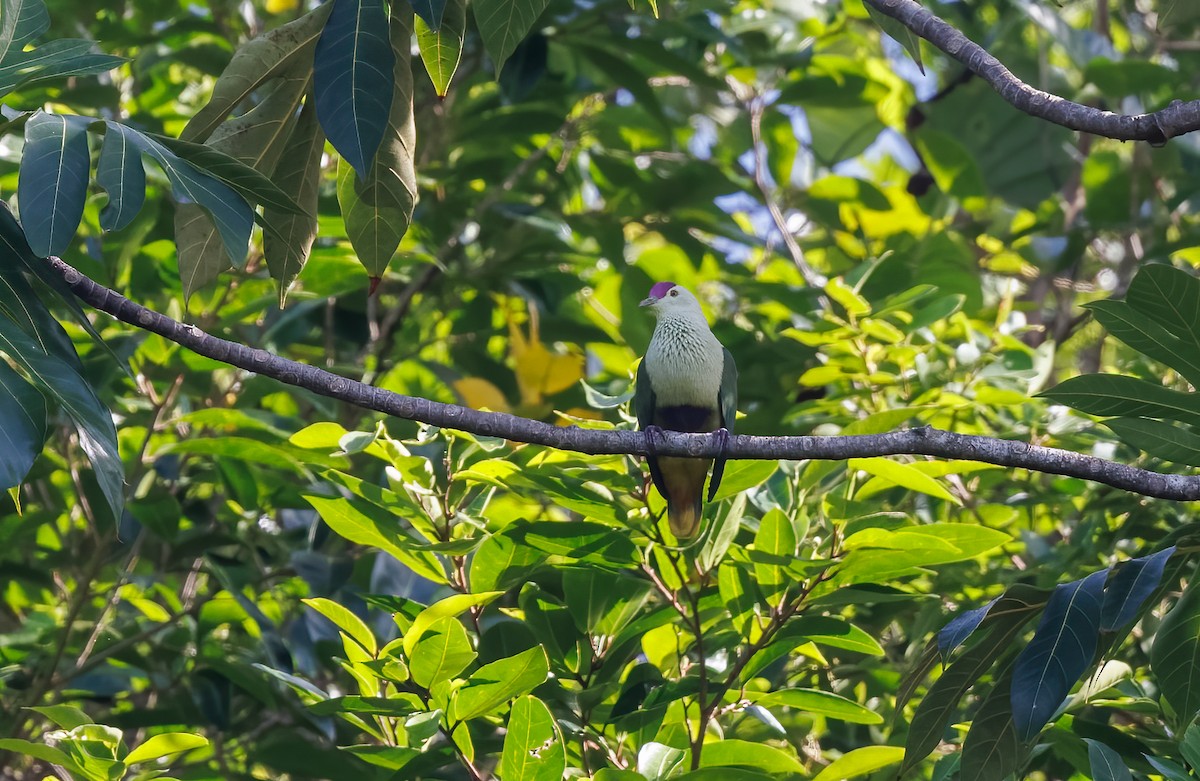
[647,281,677,300]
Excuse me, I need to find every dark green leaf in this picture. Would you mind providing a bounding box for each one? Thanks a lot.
[1106,417,1200,467]
[1087,299,1200,388]
[264,98,324,305]
[473,0,550,75]
[96,121,147,231]
[416,0,464,96]
[0,361,45,490]
[1151,566,1200,725]
[1041,374,1200,426]
[314,0,395,179]
[1011,569,1107,742]
[1101,546,1175,631]
[1085,739,1133,781]
[19,112,91,256]
[961,673,1023,781]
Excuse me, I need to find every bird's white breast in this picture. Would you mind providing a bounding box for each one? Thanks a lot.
[646,315,724,407]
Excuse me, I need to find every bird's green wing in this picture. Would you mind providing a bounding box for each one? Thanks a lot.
[635,358,668,500]
[634,357,656,429]
[707,347,739,501]
[718,346,738,433]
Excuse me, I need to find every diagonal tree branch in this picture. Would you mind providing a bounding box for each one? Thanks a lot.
[863,0,1200,143]
[46,256,1200,501]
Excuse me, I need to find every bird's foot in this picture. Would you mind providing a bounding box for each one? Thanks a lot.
[643,424,666,456]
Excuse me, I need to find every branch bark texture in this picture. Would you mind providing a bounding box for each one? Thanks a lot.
[864,0,1200,143]
[47,256,1200,502]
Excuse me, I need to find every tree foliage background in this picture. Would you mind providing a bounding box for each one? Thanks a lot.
[3,0,1200,779]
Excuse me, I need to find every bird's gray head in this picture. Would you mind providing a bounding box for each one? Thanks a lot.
[639,282,702,317]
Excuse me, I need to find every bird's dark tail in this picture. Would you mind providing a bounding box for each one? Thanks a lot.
[667,494,703,539]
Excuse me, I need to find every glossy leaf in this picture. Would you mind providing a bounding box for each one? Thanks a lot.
[96,121,146,231]
[1040,373,1200,426]
[1106,417,1200,467]
[125,733,208,764]
[473,0,551,75]
[264,98,324,305]
[337,9,417,278]
[314,0,395,179]
[561,567,652,636]
[938,598,998,656]
[811,746,904,781]
[1101,546,1175,630]
[904,611,1031,775]
[1085,739,1133,781]
[755,688,882,724]
[408,614,475,688]
[1087,299,1200,388]
[416,0,464,96]
[500,695,565,781]
[1011,569,1107,742]
[1151,567,1200,724]
[183,3,332,143]
[19,112,91,256]
[0,316,122,521]
[453,646,549,720]
[753,508,797,604]
[961,674,1022,781]
[402,591,504,657]
[697,740,803,774]
[849,457,959,503]
[0,361,45,490]
[304,494,448,584]
[302,597,376,656]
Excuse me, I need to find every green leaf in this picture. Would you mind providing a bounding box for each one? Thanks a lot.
[561,567,652,636]
[403,591,504,657]
[864,1,923,73]
[0,316,123,522]
[500,695,565,781]
[1085,739,1133,781]
[696,491,746,573]
[0,39,123,96]
[150,132,308,216]
[811,746,904,781]
[469,528,543,592]
[336,10,417,278]
[416,0,465,96]
[0,361,44,490]
[304,494,448,585]
[1106,417,1200,467]
[1040,374,1200,426]
[903,612,1031,774]
[1151,566,1200,726]
[849,457,959,504]
[961,673,1023,781]
[1087,299,1200,389]
[183,4,332,143]
[125,733,208,764]
[28,704,91,729]
[453,646,549,720]
[776,615,885,656]
[19,112,91,256]
[697,740,803,773]
[709,459,778,502]
[96,121,146,231]
[1012,569,1107,742]
[0,739,76,772]
[408,614,476,688]
[0,0,49,65]
[1101,546,1175,631]
[1125,264,1200,351]
[264,98,324,306]
[473,0,550,75]
[754,688,882,724]
[638,742,685,780]
[302,597,377,656]
[314,0,395,179]
[753,508,797,604]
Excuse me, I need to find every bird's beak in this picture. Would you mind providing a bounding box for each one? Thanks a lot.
[639,297,656,307]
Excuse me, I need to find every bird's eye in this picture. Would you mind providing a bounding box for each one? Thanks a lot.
[669,289,678,297]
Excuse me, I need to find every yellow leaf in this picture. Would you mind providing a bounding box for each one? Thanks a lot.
[554,408,604,427]
[508,311,583,406]
[453,378,511,413]
[265,0,300,12]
